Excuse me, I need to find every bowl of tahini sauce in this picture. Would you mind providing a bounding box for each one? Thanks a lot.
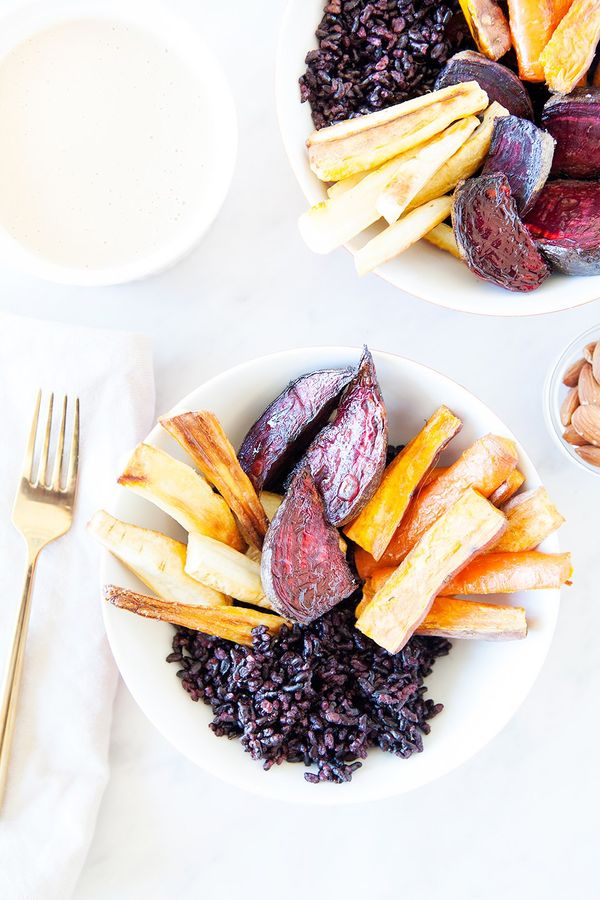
[0,0,237,285]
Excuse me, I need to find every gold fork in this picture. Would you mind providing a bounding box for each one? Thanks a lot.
[0,391,80,809]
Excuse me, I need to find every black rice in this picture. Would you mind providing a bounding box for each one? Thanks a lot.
[168,600,450,783]
[300,0,471,129]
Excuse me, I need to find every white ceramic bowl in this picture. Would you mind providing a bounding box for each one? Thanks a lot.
[275,0,600,317]
[101,347,561,804]
[544,323,600,476]
[0,0,237,286]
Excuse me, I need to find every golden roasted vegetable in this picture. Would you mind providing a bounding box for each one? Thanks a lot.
[494,487,564,552]
[345,405,462,559]
[104,586,286,646]
[489,468,525,505]
[118,442,244,551]
[356,489,507,653]
[407,101,509,210]
[161,411,268,550]
[306,82,488,181]
[355,196,453,276]
[540,0,600,93]
[508,0,555,81]
[185,532,270,608]
[423,223,461,258]
[89,511,229,607]
[355,434,519,577]
[445,551,572,594]
[459,0,512,60]
[417,596,527,640]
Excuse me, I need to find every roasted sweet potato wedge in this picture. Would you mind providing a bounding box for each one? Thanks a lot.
[104,586,286,646]
[261,467,357,624]
[540,0,600,93]
[417,596,527,640]
[118,443,245,551]
[237,367,353,492]
[445,551,572,594]
[161,411,269,550]
[345,405,462,559]
[89,511,230,607]
[489,469,525,505]
[185,533,270,608]
[459,0,512,60]
[355,434,519,577]
[356,489,507,653]
[297,347,388,527]
[494,487,564,552]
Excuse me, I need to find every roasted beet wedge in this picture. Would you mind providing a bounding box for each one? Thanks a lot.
[452,174,550,292]
[482,116,555,215]
[238,366,353,492]
[435,51,534,119]
[524,180,600,276]
[295,348,388,526]
[261,468,357,624]
[542,89,600,178]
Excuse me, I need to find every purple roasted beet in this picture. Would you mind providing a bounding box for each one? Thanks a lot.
[524,180,600,276]
[482,115,555,215]
[238,366,354,492]
[261,467,357,624]
[296,347,388,527]
[435,51,534,119]
[452,174,550,292]
[542,89,600,179]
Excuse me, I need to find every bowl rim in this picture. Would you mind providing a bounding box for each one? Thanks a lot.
[0,0,238,286]
[275,0,600,318]
[101,345,561,804]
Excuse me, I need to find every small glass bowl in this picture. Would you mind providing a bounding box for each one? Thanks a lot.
[544,323,600,476]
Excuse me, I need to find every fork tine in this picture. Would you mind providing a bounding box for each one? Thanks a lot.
[37,393,54,487]
[22,390,42,481]
[66,397,80,495]
[51,396,68,490]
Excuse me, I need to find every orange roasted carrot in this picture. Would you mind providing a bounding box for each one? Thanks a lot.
[354,434,519,577]
[345,405,461,559]
[489,468,525,506]
[495,487,564,552]
[444,551,572,595]
[508,0,555,81]
[417,596,527,640]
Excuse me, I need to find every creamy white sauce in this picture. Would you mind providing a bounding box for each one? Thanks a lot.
[0,19,210,269]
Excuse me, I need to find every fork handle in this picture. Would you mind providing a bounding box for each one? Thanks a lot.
[0,547,39,810]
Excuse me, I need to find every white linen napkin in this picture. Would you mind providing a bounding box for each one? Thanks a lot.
[0,311,155,900]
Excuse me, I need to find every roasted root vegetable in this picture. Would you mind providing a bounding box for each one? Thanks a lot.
[445,551,572,594]
[494,487,564,552]
[118,442,244,551]
[435,52,534,119]
[345,405,462,559]
[161,411,269,550]
[89,511,229,607]
[104,586,285,646]
[298,347,388,526]
[458,0,512,60]
[185,533,270,608]
[542,89,600,178]
[423,223,461,259]
[540,0,600,94]
[356,489,507,654]
[482,116,555,215]
[355,434,519,577]
[261,467,357,624]
[306,82,489,182]
[238,367,353,491]
[260,491,283,522]
[452,174,550,292]
[489,469,525,505]
[416,596,527,640]
[508,0,555,81]
[355,196,453,276]
[524,180,600,276]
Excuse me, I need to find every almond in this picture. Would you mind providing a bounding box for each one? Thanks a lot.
[562,357,586,388]
[578,363,600,406]
[576,445,600,467]
[560,387,579,427]
[563,425,586,446]
[572,405,600,447]
[584,342,597,364]
[593,341,600,385]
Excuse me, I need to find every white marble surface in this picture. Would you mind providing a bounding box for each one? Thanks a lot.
[1,1,599,896]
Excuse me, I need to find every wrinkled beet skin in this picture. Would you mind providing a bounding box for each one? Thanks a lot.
[435,51,534,119]
[452,174,550,292]
[261,467,357,624]
[525,180,600,276]
[238,367,354,492]
[295,347,388,527]
[542,89,600,179]
[482,116,555,216]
